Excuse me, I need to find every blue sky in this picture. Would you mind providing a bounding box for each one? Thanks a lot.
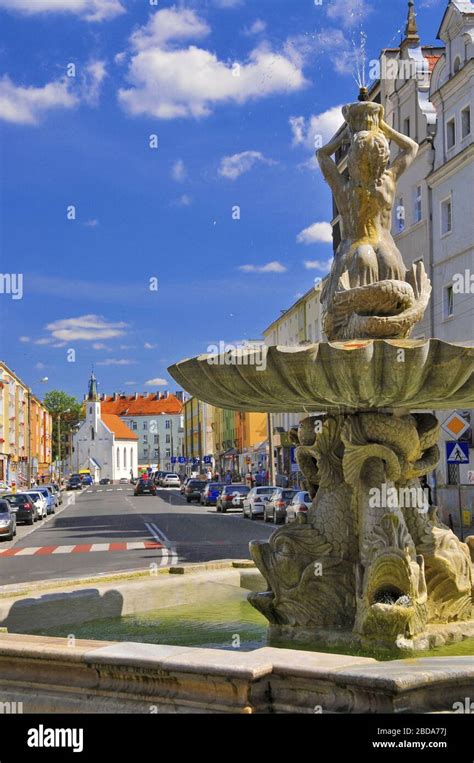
[0,0,446,401]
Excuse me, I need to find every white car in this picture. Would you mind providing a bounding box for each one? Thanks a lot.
[242,486,278,519]
[161,473,181,488]
[24,491,48,519]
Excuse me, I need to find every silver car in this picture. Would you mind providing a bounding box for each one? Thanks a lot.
[285,491,312,523]
[24,491,48,519]
[264,489,298,525]
[242,486,278,519]
[0,499,17,541]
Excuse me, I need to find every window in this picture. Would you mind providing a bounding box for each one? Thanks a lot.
[447,118,456,149]
[414,185,422,223]
[444,285,454,319]
[166,448,171,457]
[441,197,452,235]
[154,449,159,458]
[117,448,120,468]
[453,56,461,74]
[396,197,405,232]
[154,434,158,444]
[403,117,410,137]
[462,107,471,139]
[165,434,171,444]
[91,427,95,441]
[143,421,148,430]
[131,421,137,431]
[165,420,171,429]
[143,435,148,443]
[89,407,92,415]
[124,448,127,468]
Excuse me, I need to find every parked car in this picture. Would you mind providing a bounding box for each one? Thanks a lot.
[134,479,157,496]
[43,483,63,505]
[24,491,48,519]
[2,493,38,524]
[200,483,224,506]
[119,477,129,485]
[35,487,56,515]
[185,479,207,503]
[0,499,16,541]
[154,471,166,486]
[264,489,298,524]
[161,473,181,488]
[99,478,111,485]
[242,486,278,520]
[216,484,250,513]
[80,474,93,486]
[285,491,312,523]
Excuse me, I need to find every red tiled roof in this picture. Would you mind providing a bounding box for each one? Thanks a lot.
[101,394,183,416]
[424,54,442,72]
[101,414,138,440]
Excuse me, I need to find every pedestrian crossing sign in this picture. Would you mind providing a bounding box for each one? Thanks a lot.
[446,441,470,464]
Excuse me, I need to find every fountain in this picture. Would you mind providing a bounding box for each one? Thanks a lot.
[168,94,474,654]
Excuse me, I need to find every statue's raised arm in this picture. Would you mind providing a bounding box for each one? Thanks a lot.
[380,118,418,181]
[316,125,350,202]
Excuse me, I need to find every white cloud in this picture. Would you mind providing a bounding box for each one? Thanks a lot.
[213,0,243,7]
[0,0,125,22]
[35,362,46,370]
[84,218,99,227]
[19,336,30,343]
[326,0,373,29]
[303,259,333,272]
[145,377,167,387]
[34,338,53,345]
[97,358,135,366]
[118,7,307,120]
[239,261,287,274]
[144,342,156,350]
[290,105,344,151]
[218,150,276,180]
[0,75,77,125]
[171,159,187,182]
[297,222,333,245]
[46,315,128,341]
[172,194,193,207]
[243,19,266,36]
[124,381,137,386]
[82,59,107,105]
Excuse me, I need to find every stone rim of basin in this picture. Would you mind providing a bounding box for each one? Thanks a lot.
[168,338,474,413]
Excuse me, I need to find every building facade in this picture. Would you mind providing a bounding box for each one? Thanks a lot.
[101,391,184,473]
[0,362,52,487]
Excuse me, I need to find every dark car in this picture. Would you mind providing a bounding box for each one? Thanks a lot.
[67,476,83,490]
[134,479,157,496]
[185,480,207,503]
[154,471,166,486]
[216,484,250,513]
[0,499,16,541]
[99,478,111,485]
[264,489,298,524]
[2,493,38,524]
[200,483,224,506]
[81,474,93,486]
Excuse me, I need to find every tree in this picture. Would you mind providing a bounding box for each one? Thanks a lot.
[43,391,83,461]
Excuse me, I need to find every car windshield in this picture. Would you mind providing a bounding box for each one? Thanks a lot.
[165,474,178,478]
[226,485,250,494]
[189,481,206,487]
[0,501,10,515]
[282,490,297,500]
[256,488,275,495]
[27,492,40,499]
[3,495,26,505]
[209,483,223,489]
[141,481,154,487]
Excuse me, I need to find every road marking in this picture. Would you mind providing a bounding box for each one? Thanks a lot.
[0,541,163,557]
[145,521,178,566]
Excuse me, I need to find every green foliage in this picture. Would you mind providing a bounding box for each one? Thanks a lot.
[43,390,83,460]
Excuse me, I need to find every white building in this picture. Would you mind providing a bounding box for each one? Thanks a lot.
[73,374,138,482]
[428,0,474,494]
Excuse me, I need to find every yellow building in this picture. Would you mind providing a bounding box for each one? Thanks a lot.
[0,362,52,487]
[183,398,215,474]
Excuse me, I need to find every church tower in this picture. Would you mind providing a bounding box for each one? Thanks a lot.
[86,371,101,435]
[401,0,421,50]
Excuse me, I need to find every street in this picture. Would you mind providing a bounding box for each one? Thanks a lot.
[0,486,275,585]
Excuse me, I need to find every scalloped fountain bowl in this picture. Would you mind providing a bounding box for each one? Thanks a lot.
[168,339,474,414]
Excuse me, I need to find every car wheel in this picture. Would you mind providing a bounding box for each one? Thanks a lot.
[13,526,17,537]
[221,507,227,513]
[264,510,270,523]
[216,505,221,512]
[250,511,256,520]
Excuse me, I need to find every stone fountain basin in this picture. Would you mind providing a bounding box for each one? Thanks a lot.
[168,339,474,413]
